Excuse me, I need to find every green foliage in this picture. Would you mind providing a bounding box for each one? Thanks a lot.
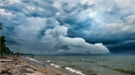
[0,36,12,56]
[0,23,12,56]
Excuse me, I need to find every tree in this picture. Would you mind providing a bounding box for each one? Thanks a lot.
[0,21,11,56]
[0,36,11,56]
[0,36,6,55]
[5,47,11,55]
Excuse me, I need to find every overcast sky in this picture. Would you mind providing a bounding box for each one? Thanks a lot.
[0,0,135,55]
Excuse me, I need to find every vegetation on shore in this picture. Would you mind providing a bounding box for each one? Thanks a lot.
[0,23,13,56]
[0,36,13,56]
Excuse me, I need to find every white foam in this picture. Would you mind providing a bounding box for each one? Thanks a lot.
[65,67,85,75]
[50,63,61,68]
[97,59,102,61]
[47,60,51,62]
[82,59,85,61]
[25,57,39,62]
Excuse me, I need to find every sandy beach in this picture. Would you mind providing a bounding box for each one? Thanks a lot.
[0,56,82,75]
[0,56,63,75]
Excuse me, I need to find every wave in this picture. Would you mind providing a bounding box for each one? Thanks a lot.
[82,59,96,63]
[114,68,135,75]
[47,60,51,62]
[65,67,85,75]
[25,57,40,62]
[68,65,77,67]
[97,59,103,61]
[101,65,135,75]
[132,63,135,66]
[101,65,112,69]
[50,63,61,68]
[24,57,87,75]
[49,62,85,75]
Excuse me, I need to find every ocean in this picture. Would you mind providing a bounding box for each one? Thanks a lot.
[32,55,135,75]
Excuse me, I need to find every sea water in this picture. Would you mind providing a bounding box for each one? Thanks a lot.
[33,55,135,75]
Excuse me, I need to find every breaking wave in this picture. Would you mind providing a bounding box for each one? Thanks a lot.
[50,62,85,75]
[65,67,85,75]
[47,60,51,62]
[50,63,61,68]
[25,57,40,62]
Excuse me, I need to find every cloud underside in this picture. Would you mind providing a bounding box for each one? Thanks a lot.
[1,0,135,54]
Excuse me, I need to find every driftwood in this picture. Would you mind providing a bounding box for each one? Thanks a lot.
[30,65,37,71]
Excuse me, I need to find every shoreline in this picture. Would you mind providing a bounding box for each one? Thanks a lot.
[0,56,63,75]
[22,56,82,75]
[0,56,82,75]
[1,56,134,75]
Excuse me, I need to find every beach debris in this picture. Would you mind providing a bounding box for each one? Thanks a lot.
[13,58,18,61]
[23,73,35,75]
[18,68,33,73]
[23,73,31,75]
[42,64,46,66]
[22,65,30,68]
[7,69,18,74]
[45,72,48,75]
[42,64,46,68]
[30,65,37,71]
[0,59,13,62]
[0,70,12,75]
[61,66,65,68]
[14,62,18,65]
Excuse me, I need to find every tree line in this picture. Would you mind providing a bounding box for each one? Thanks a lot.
[0,36,13,56]
[0,23,13,56]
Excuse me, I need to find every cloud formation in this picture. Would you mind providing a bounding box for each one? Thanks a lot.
[1,0,135,54]
[41,25,109,54]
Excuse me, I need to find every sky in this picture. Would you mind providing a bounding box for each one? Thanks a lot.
[0,0,135,55]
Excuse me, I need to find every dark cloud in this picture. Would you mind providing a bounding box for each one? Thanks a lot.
[107,40,135,54]
[60,45,70,50]
[6,39,20,45]
[0,0,135,54]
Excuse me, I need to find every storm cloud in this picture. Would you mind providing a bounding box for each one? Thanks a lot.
[0,0,135,54]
